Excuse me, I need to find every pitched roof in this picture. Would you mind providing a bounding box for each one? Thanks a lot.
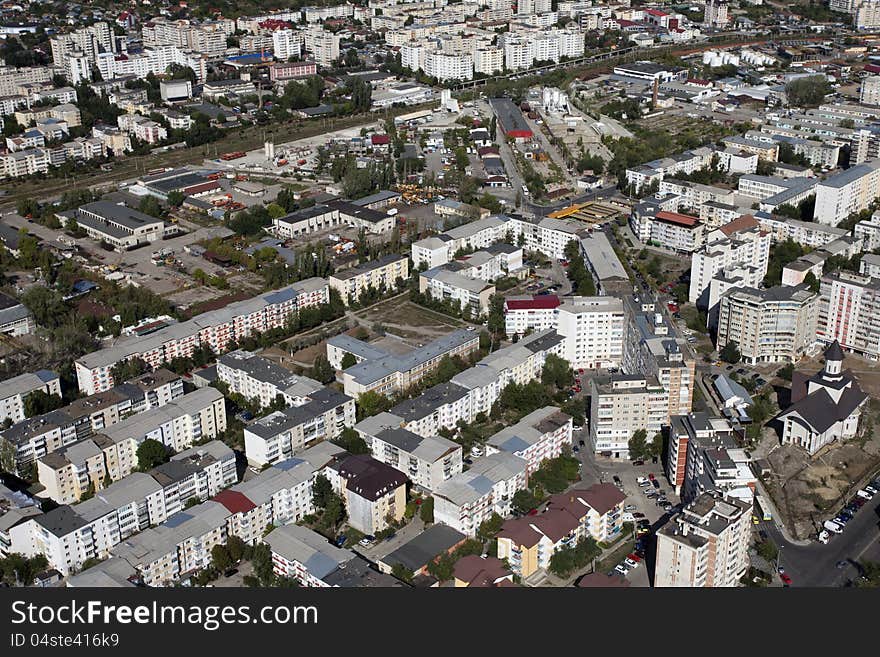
[718,214,758,237]
[212,489,257,514]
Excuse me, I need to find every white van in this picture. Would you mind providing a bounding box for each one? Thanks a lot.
[857,488,874,500]
[823,520,844,534]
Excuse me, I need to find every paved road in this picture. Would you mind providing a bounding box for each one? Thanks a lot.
[761,493,880,587]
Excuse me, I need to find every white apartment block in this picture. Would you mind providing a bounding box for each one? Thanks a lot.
[625,147,714,193]
[434,452,528,536]
[419,267,495,316]
[0,370,60,425]
[688,216,771,311]
[485,406,573,476]
[329,254,409,306]
[814,160,880,226]
[631,209,705,253]
[716,285,819,364]
[655,492,751,588]
[556,296,625,370]
[88,387,227,483]
[355,413,463,492]
[757,214,848,249]
[854,212,880,251]
[272,30,303,62]
[75,279,329,395]
[303,28,340,67]
[589,375,668,458]
[818,271,880,359]
[503,294,561,338]
[216,350,323,410]
[243,388,355,467]
[424,52,473,82]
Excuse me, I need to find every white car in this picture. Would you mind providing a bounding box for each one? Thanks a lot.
[621,512,635,523]
[817,530,830,544]
[624,558,639,569]
[857,489,874,500]
[614,564,628,575]
[636,477,648,484]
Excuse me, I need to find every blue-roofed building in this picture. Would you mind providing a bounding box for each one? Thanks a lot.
[433,452,528,536]
[264,523,357,587]
[485,406,573,475]
[334,329,481,398]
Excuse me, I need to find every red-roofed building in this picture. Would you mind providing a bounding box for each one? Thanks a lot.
[644,8,678,29]
[453,555,514,587]
[632,209,704,253]
[371,134,391,146]
[496,484,625,577]
[212,490,256,515]
[504,295,560,338]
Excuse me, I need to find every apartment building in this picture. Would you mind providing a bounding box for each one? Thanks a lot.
[589,375,668,458]
[110,442,343,586]
[18,441,235,575]
[716,285,818,364]
[329,254,409,306]
[434,452,527,537]
[335,329,480,398]
[556,296,626,370]
[419,267,496,316]
[631,209,705,253]
[264,524,361,587]
[90,387,227,483]
[503,294,561,338]
[667,413,742,494]
[658,179,736,210]
[244,388,355,467]
[654,492,752,587]
[485,407,573,475]
[355,413,463,492]
[814,160,880,226]
[326,454,408,535]
[688,215,771,313]
[624,297,695,421]
[216,350,323,409]
[0,370,60,426]
[496,483,624,577]
[679,417,755,504]
[75,278,330,395]
[1,370,182,479]
[854,212,880,251]
[861,75,880,106]
[817,271,880,359]
[624,147,714,193]
[757,214,848,249]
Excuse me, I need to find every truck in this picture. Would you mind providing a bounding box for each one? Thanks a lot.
[754,494,772,521]
[823,520,844,534]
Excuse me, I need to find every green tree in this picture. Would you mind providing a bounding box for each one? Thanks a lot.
[310,354,335,384]
[312,474,333,509]
[785,75,832,108]
[419,496,434,524]
[23,390,64,418]
[136,438,168,471]
[391,563,414,583]
[211,544,233,572]
[340,353,357,369]
[333,426,369,454]
[356,390,392,419]
[628,429,649,461]
[541,354,574,390]
[512,489,540,515]
[476,513,504,542]
[720,341,741,364]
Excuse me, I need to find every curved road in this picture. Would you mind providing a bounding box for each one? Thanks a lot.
[761,494,880,587]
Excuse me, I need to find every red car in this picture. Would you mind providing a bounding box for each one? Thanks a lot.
[578,369,584,374]
[628,553,641,563]
[528,508,539,516]
[648,473,655,481]
[780,573,792,586]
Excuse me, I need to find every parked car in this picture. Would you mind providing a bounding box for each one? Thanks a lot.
[624,558,639,569]
[632,512,646,519]
[648,473,655,481]
[632,460,644,466]
[625,504,637,512]
[579,440,585,446]
[636,476,648,484]
[780,573,792,586]
[614,564,628,575]
[652,480,661,489]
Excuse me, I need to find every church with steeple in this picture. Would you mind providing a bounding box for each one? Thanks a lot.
[776,341,869,456]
